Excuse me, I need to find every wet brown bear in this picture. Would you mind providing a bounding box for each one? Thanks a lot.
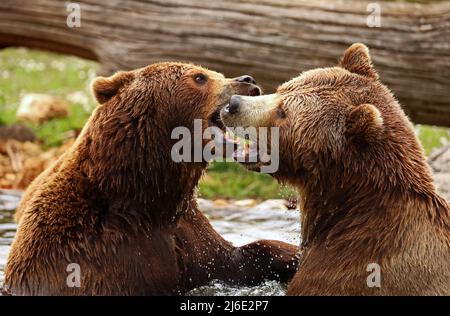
[4,63,298,295]
[221,44,450,295]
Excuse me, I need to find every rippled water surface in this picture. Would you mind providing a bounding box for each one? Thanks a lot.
[0,191,20,287]
[0,191,300,295]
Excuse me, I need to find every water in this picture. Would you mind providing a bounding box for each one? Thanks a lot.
[0,192,300,295]
[0,190,20,286]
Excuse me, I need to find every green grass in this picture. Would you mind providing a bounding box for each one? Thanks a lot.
[0,47,449,199]
[199,161,296,199]
[416,125,450,156]
[0,47,97,148]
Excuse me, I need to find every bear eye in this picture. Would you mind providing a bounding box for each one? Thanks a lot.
[194,73,208,85]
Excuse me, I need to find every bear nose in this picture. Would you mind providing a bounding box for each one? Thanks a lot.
[226,95,241,114]
[235,75,257,85]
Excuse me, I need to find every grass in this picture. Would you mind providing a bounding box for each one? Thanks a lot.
[0,47,97,148]
[198,161,297,199]
[415,125,450,156]
[0,47,449,199]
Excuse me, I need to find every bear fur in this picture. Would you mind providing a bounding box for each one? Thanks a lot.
[221,44,450,295]
[4,63,298,295]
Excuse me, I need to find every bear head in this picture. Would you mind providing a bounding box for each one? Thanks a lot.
[78,63,260,216]
[221,44,434,196]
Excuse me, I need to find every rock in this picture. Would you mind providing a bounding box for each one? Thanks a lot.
[0,124,36,142]
[429,144,450,173]
[284,198,298,210]
[429,144,450,201]
[16,94,69,124]
[252,199,289,212]
[212,199,230,208]
[434,173,450,201]
[234,199,257,207]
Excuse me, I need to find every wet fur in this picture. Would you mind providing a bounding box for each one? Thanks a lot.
[225,44,450,295]
[4,63,298,295]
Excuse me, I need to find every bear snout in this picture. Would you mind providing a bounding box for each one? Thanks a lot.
[232,75,261,97]
[225,95,242,114]
[234,75,257,85]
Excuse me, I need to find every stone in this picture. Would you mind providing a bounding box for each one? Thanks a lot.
[16,94,69,124]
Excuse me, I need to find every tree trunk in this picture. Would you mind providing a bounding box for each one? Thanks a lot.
[0,0,449,126]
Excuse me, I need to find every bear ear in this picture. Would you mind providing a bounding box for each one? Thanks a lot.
[339,43,378,79]
[345,104,384,145]
[91,71,133,104]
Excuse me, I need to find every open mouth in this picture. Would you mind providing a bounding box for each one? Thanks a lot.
[208,112,268,167]
[207,109,259,164]
[227,131,260,164]
[219,122,274,171]
[207,108,238,147]
[208,109,226,131]
[207,84,262,159]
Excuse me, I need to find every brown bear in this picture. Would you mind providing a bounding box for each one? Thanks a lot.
[4,62,298,295]
[221,44,450,295]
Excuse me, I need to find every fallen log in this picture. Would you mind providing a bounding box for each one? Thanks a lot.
[0,0,449,126]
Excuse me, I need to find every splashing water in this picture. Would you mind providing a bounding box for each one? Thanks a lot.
[0,192,300,295]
